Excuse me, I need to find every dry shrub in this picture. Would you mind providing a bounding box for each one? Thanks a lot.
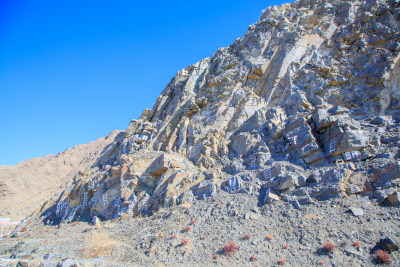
[21,227,28,232]
[82,232,118,258]
[181,238,191,246]
[223,241,238,256]
[277,259,285,265]
[375,249,391,264]
[283,243,288,249]
[250,256,258,261]
[323,242,335,253]
[266,234,274,240]
[183,226,191,232]
[353,241,360,248]
[190,219,196,225]
[170,234,178,239]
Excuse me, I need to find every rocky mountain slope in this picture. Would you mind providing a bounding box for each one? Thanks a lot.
[0,130,124,221]
[1,0,400,266]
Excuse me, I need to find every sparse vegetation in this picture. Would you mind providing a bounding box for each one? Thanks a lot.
[181,238,190,246]
[190,219,196,225]
[250,256,258,261]
[323,242,335,253]
[374,249,391,264]
[353,241,360,248]
[183,226,191,232]
[266,234,274,240]
[277,259,285,265]
[21,227,28,232]
[170,234,177,239]
[283,243,288,249]
[223,241,238,256]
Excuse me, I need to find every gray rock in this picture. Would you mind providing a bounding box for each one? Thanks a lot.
[58,259,80,267]
[387,192,400,207]
[348,207,364,216]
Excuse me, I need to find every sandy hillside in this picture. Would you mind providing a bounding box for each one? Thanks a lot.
[0,130,124,221]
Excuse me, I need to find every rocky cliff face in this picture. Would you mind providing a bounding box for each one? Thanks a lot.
[0,130,124,221]
[38,0,400,225]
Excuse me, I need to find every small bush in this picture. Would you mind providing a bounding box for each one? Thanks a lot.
[266,234,274,240]
[72,221,79,226]
[181,238,190,246]
[277,259,285,265]
[375,249,391,264]
[250,256,258,261]
[353,241,360,248]
[190,219,196,225]
[323,242,335,253]
[283,243,288,249]
[201,236,206,240]
[318,260,323,265]
[21,227,28,232]
[183,226,191,232]
[170,234,177,239]
[223,241,239,256]
[243,234,251,240]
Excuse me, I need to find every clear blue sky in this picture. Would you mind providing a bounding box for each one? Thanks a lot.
[0,0,290,166]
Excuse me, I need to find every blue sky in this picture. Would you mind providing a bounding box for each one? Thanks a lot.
[0,0,290,165]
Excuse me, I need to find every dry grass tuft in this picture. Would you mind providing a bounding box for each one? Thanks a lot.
[82,232,118,258]
[223,241,238,256]
[375,249,391,264]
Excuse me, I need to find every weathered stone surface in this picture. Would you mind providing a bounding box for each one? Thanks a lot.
[34,0,400,226]
[150,154,169,176]
[387,192,400,207]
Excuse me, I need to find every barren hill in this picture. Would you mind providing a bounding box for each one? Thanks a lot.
[0,130,124,221]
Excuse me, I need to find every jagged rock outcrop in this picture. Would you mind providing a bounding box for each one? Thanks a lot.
[38,0,400,225]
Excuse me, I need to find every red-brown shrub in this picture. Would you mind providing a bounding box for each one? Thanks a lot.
[353,241,360,248]
[201,236,206,240]
[323,242,335,253]
[375,249,391,264]
[283,243,288,249]
[21,227,28,232]
[318,260,323,265]
[250,256,258,262]
[181,238,190,246]
[190,219,196,225]
[277,259,285,265]
[72,221,79,226]
[170,234,177,239]
[183,226,191,232]
[223,241,238,256]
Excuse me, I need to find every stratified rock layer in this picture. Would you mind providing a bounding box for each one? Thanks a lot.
[37,0,400,225]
